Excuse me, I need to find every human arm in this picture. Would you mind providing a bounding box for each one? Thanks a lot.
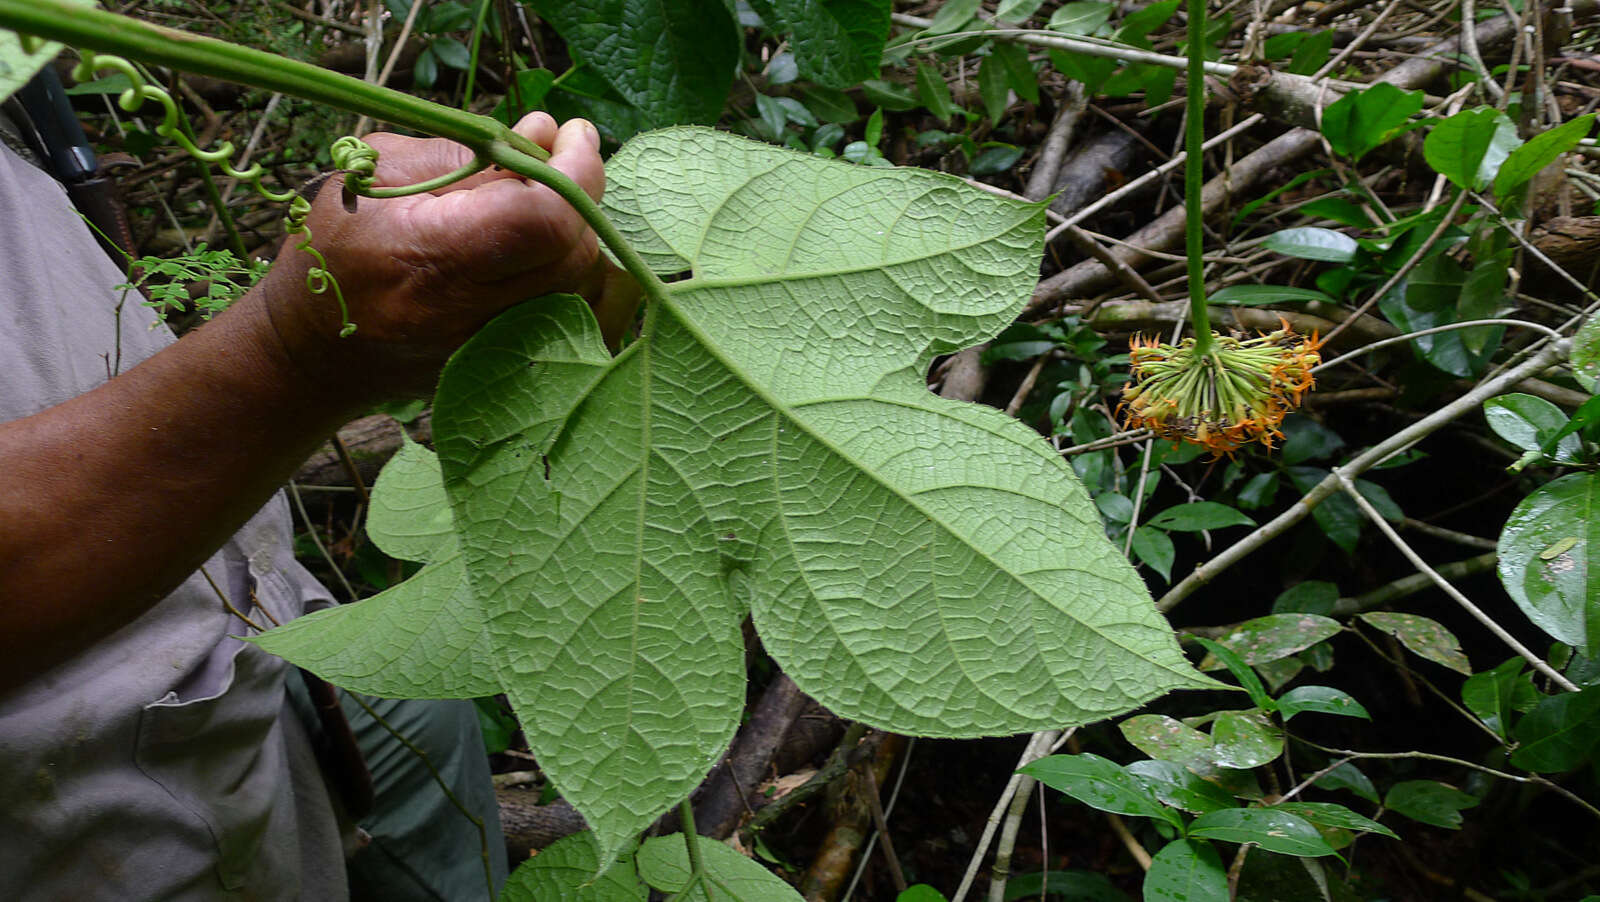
[0,113,614,692]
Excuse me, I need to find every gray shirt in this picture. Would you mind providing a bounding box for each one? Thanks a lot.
[0,141,347,900]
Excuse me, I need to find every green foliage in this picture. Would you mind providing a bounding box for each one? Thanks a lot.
[1358,612,1472,674]
[1424,107,1520,191]
[635,834,805,900]
[125,244,269,320]
[1320,83,1424,162]
[263,128,1210,868]
[525,0,741,130]
[1384,780,1479,829]
[497,832,645,900]
[745,0,891,89]
[1498,473,1600,655]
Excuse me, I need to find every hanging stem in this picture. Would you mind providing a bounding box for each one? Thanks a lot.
[1185,0,1214,357]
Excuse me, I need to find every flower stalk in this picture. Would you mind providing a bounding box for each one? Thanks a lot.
[1116,0,1321,455]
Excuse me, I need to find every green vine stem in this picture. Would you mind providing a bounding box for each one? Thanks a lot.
[0,0,549,163]
[668,798,711,900]
[1184,0,1212,357]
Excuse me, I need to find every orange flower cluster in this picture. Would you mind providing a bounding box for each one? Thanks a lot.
[1119,325,1321,455]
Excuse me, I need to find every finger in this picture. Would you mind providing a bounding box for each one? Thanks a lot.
[396,174,595,281]
[512,111,560,151]
[548,118,604,203]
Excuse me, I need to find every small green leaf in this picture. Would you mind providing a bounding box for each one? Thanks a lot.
[1462,658,1538,738]
[1272,581,1339,616]
[636,834,803,899]
[860,78,919,111]
[412,45,439,89]
[1510,685,1600,772]
[1120,0,1181,39]
[1277,686,1370,721]
[1313,761,1378,803]
[1208,709,1284,768]
[1297,196,1378,228]
[1355,479,1404,522]
[797,85,858,124]
[991,41,1040,104]
[915,61,957,121]
[1572,312,1600,391]
[1286,28,1334,75]
[1424,107,1522,190]
[923,0,983,33]
[1144,840,1228,902]
[1384,780,1478,829]
[1271,801,1398,840]
[1236,472,1280,510]
[1497,473,1600,654]
[971,144,1025,176]
[1021,753,1181,826]
[499,832,645,900]
[1121,714,1214,762]
[430,35,472,70]
[1048,1,1114,34]
[1359,611,1472,674]
[978,54,1010,123]
[994,0,1048,22]
[1280,416,1346,466]
[1127,760,1237,814]
[1208,614,1343,666]
[1321,83,1425,161]
[1484,393,1581,461]
[1146,502,1255,532]
[1188,808,1338,857]
[1194,638,1275,711]
[1132,525,1176,582]
[1209,285,1337,306]
[1262,227,1360,263]
[1287,466,1362,553]
[1495,113,1596,198]
[898,886,950,902]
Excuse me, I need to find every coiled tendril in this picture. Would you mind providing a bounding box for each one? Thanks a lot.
[70,49,359,335]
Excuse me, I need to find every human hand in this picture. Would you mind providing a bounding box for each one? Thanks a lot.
[259,112,628,402]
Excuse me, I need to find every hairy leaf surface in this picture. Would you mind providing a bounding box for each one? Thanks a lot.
[525,0,739,128]
[253,437,497,697]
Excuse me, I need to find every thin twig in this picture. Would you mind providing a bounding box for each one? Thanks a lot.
[286,480,359,602]
[952,730,1062,902]
[1315,318,1567,372]
[1332,468,1581,691]
[861,764,907,893]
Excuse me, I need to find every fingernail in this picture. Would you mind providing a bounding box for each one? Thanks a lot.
[581,120,600,149]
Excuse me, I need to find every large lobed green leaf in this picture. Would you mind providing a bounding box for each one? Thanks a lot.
[266,127,1210,865]
[253,436,498,698]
